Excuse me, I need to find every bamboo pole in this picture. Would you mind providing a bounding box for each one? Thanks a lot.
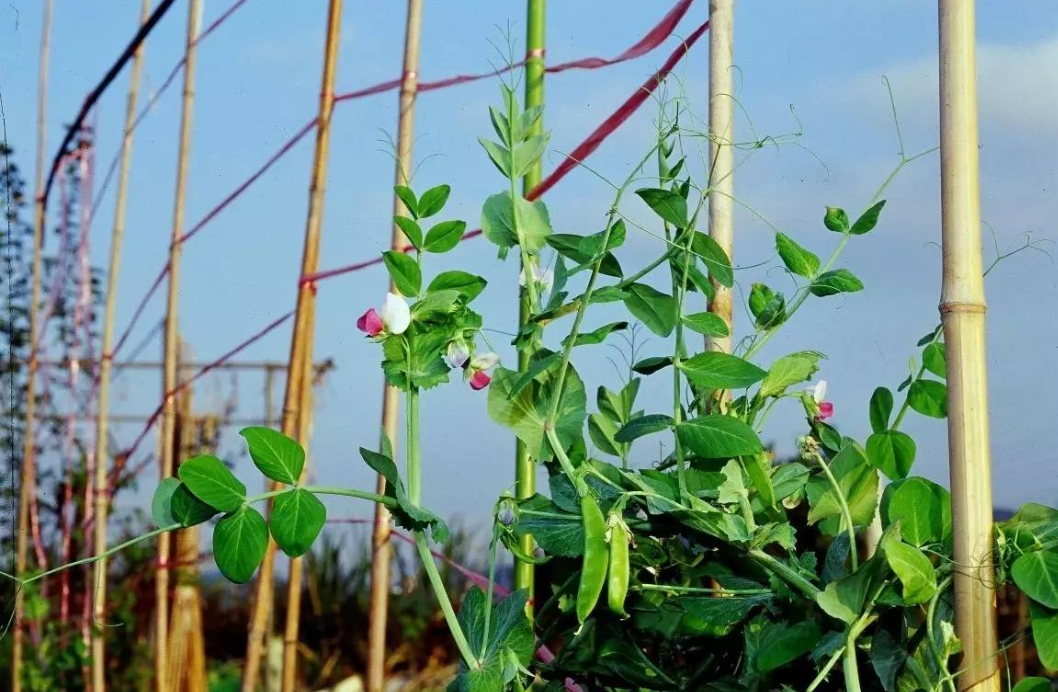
[937,2,1000,690]
[707,0,734,355]
[91,3,151,689]
[515,0,546,615]
[156,1,203,690]
[241,2,344,689]
[13,3,54,691]
[366,2,423,689]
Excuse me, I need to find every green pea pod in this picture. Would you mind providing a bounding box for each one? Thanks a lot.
[576,494,609,626]
[607,512,630,618]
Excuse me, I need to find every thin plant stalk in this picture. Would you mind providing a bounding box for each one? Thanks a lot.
[706,0,734,356]
[12,3,53,690]
[515,0,546,613]
[937,1,1000,690]
[156,2,203,690]
[241,2,344,689]
[367,2,423,689]
[91,3,151,689]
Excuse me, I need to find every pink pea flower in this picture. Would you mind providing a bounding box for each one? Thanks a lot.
[357,293,411,337]
[467,352,500,391]
[807,380,834,421]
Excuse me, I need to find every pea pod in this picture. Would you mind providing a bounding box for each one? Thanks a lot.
[576,494,609,626]
[607,511,630,618]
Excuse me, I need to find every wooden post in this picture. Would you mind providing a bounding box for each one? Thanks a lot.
[707,0,734,354]
[13,3,53,691]
[241,2,344,689]
[91,3,151,690]
[937,2,1000,690]
[515,0,546,615]
[367,2,423,689]
[156,1,203,690]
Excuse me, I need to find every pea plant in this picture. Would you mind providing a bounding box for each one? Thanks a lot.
[11,84,1058,692]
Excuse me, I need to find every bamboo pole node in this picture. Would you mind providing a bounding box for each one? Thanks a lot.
[939,301,986,315]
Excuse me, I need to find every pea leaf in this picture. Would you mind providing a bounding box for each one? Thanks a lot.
[422,220,467,253]
[480,191,552,255]
[816,558,887,624]
[487,365,586,460]
[866,430,916,480]
[753,620,821,674]
[513,494,583,557]
[1031,602,1058,669]
[1011,679,1053,692]
[691,232,734,287]
[563,321,628,348]
[883,477,952,547]
[394,185,418,218]
[513,134,549,178]
[882,538,938,605]
[1011,551,1058,609]
[676,416,763,458]
[177,454,246,514]
[545,234,623,278]
[270,489,327,558]
[382,250,421,296]
[807,443,879,529]
[678,351,767,390]
[151,478,182,527]
[635,187,687,228]
[614,414,674,443]
[171,483,220,527]
[760,351,822,398]
[824,207,850,233]
[809,269,864,297]
[632,355,673,375]
[240,427,305,485]
[359,447,450,543]
[869,387,894,434]
[417,184,451,218]
[749,283,786,329]
[479,138,512,177]
[213,506,269,584]
[775,232,820,278]
[922,342,947,379]
[427,271,487,301]
[681,312,730,338]
[394,216,422,249]
[450,587,535,692]
[850,200,886,235]
[623,283,677,337]
[908,379,947,418]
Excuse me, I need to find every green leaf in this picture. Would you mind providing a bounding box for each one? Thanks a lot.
[513,494,582,557]
[1030,602,1058,669]
[678,351,767,390]
[151,478,182,527]
[809,268,864,297]
[678,596,769,637]
[922,342,947,379]
[1011,678,1053,692]
[170,483,219,527]
[749,283,786,329]
[775,232,820,278]
[588,413,621,457]
[394,185,418,218]
[822,533,852,583]
[359,447,450,542]
[807,443,879,530]
[449,587,534,692]
[427,270,487,302]
[240,427,305,485]
[422,220,467,253]
[417,184,451,218]
[563,321,627,348]
[882,539,938,604]
[480,191,552,255]
[623,283,677,337]
[866,431,916,480]
[870,387,895,434]
[614,414,674,443]
[270,489,327,558]
[816,558,886,624]
[545,233,622,278]
[382,250,421,296]
[871,624,907,692]
[691,232,734,287]
[754,620,821,674]
[213,506,269,584]
[760,351,822,398]
[479,137,512,177]
[681,312,730,338]
[177,455,246,514]
[393,215,422,249]
[884,477,952,547]
[513,134,549,178]
[635,187,687,228]
[850,200,886,235]
[824,207,849,233]
[507,351,561,399]
[632,355,673,375]
[487,365,586,460]
[676,416,763,458]
[908,379,947,418]
[1011,551,1058,609]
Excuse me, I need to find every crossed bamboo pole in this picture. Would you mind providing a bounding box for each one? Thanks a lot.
[241,2,345,689]
[366,1,425,690]
[937,1,999,690]
[90,3,151,690]
[12,3,54,691]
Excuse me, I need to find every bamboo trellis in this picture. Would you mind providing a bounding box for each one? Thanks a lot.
[707,0,734,353]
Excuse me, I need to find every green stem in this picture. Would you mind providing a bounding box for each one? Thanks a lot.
[927,576,958,692]
[636,583,770,596]
[843,635,863,692]
[747,549,821,600]
[415,531,478,667]
[302,487,398,508]
[407,385,421,505]
[807,643,846,692]
[546,427,587,496]
[480,524,501,658]
[17,525,177,585]
[814,451,859,571]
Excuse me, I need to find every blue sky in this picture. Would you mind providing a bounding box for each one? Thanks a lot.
[2,1,1057,553]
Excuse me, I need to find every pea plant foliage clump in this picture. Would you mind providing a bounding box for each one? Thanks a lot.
[16,82,1058,692]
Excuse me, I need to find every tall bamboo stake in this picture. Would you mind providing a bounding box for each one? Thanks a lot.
[937,2,999,690]
[366,2,423,689]
[707,0,734,355]
[91,3,151,690]
[241,2,344,689]
[515,0,546,614]
[13,3,54,691]
[156,1,203,690]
